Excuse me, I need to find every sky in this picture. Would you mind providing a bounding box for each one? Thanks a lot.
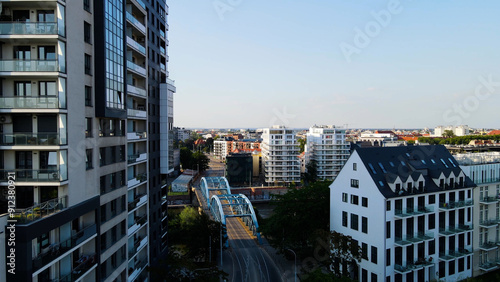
[168,0,500,129]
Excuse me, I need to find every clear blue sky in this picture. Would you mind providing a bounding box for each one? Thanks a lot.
[168,0,500,129]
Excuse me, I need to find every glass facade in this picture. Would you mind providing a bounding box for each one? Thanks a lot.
[105,0,125,110]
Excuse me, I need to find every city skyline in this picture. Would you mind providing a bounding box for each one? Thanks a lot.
[169,1,500,129]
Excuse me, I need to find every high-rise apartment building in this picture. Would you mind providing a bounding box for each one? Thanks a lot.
[0,0,174,281]
[305,125,349,180]
[261,126,301,184]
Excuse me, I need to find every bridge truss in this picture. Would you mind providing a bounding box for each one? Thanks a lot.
[200,177,231,208]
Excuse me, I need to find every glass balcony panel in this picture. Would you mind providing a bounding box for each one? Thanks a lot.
[0,60,58,72]
[0,169,67,182]
[0,22,57,35]
[12,196,68,225]
[0,133,65,146]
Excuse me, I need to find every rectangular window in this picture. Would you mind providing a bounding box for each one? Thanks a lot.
[386,201,391,211]
[85,118,92,137]
[449,260,455,275]
[371,246,378,264]
[351,214,358,231]
[386,221,391,238]
[362,243,368,260]
[362,269,368,282]
[86,149,92,170]
[351,195,359,205]
[342,193,348,203]
[362,217,368,233]
[85,86,92,106]
[362,197,368,207]
[84,54,92,75]
[342,211,348,227]
[386,248,391,266]
[84,0,91,12]
[84,22,91,43]
[351,179,359,188]
[371,273,378,282]
[14,81,31,96]
[428,239,435,255]
[429,194,436,204]
[458,257,464,272]
[353,162,357,171]
[429,214,435,230]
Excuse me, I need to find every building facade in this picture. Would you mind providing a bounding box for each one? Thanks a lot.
[261,126,300,184]
[330,146,475,282]
[0,0,174,281]
[455,152,500,276]
[305,125,349,180]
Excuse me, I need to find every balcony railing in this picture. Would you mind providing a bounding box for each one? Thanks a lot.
[126,12,146,33]
[32,224,96,271]
[128,194,147,210]
[128,214,147,235]
[134,0,147,10]
[126,60,146,76]
[57,253,97,282]
[128,172,147,188]
[439,224,473,236]
[0,133,64,146]
[11,196,68,224]
[127,84,147,97]
[128,236,148,257]
[479,219,500,228]
[394,232,434,246]
[127,108,147,118]
[479,261,498,271]
[128,152,147,164]
[0,169,65,182]
[480,196,500,204]
[394,259,433,274]
[126,36,146,55]
[0,22,58,35]
[0,96,62,109]
[128,259,148,281]
[438,200,474,210]
[395,206,434,218]
[0,60,59,72]
[480,241,499,251]
[127,131,147,140]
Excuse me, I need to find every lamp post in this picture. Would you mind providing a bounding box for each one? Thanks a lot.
[286,248,297,282]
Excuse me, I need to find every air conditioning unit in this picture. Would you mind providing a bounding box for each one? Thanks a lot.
[0,115,12,124]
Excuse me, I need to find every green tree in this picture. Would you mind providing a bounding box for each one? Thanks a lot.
[303,159,318,184]
[180,147,193,169]
[442,130,455,138]
[193,151,210,171]
[328,230,362,278]
[298,138,306,153]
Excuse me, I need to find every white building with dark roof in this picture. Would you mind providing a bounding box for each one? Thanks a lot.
[330,145,475,282]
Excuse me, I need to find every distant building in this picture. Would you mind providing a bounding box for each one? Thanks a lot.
[261,126,301,184]
[305,125,350,180]
[225,153,253,186]
[213,138,261,160]
[434,125,470,137]
[330,145,475,282]
[175,127,191,142]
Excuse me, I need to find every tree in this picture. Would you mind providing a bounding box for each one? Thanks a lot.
[442,130,455,138]
[298,138,306,153]
[180,147,193,169]
[193,151,210,171]
[259,181,330,258]
[303,160,318,184]
[329,230,362,278]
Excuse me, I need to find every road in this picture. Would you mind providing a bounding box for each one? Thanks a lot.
[201,154,287,282]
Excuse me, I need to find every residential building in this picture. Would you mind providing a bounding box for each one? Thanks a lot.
[434,125,470,137]
[174,127,191,142]
[213,138,260,160]
[305,125,349,180]
[455,152,500,276]
[261,126,300,184]
[0,0,174,281]
[330,145,475,282]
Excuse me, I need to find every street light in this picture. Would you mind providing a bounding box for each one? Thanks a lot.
[286,248,297,282]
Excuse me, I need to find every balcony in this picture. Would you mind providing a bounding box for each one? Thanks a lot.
[127,60,146,76]
[126,12,146,34]
[127,131,147,141]
[479,219,500,228]
[128,259,147,282]
[0,60,59,72]
[394,232,434,246]
[127,108,147,119]
[58,253,97,282]
[11,196,68,224]
[128,214,147,235]
[132,0,147,10]
[480,241,499,251]
[0,169,66,182]
[479,261,498,272]
[439,248,472,262]
[438,200,474,210]
[438,224,473,236]
[128,194,147,211]
[480,196,500,205]
[127,84,147,97]
[394,206,434,218]
[0,96,62,109]
[128,173,147,188]
[128,153,147,164]
[128,236,148,258]
[0,22,58,36]
[394,259,433,274]
[32,224,96,271]
[0,133,64,146]
[126,36,146,55]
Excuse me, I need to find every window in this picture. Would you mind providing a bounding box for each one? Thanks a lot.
[362,197,368,207]
[86,149,92,170]
[362,217,368,233]
[84,22,91,43]
[84,0,91,12]
[429,214,435,229]
[38,46,56,60]
[371,246,378,264]
[386,248,391,266]
[458,257,464,272]
[371,273,378,282]
[362,269,368,282]
[428,239,435,255]
[342,193,348,203]
[449,260,455,275]
[85,118,92,137]
[39,81,56,96]
[84,54,92,75]
[362,243,368,260]
[386,221,391,238]
[342,211,348,227]
[351,195,359,205]
[85,86,92,106]
[429,194,435,204]
[351,214,358,230]
[14,81,31,96]
[351,179,359,188]
[353,162,357,171]
[386,201,391,211]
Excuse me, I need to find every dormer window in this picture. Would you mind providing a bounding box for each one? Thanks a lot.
[450,178,455,188]
[419,181,424,189]
[396,183,401,193]
[408,182,413,192]
[440,179,444,189]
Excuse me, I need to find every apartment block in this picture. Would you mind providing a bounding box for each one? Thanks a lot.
[305,125,349,180]
[261,126,300,184]
[0,0,174,281]
[330,145,475,282]
[455,152,500,276]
